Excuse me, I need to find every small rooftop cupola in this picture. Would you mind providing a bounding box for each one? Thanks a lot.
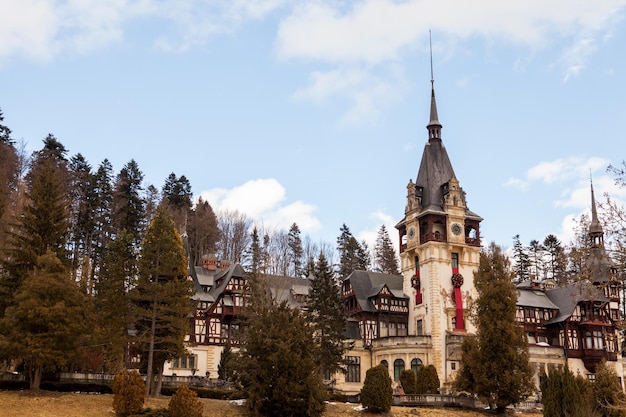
[589,180,604,248]
[427,81,442,142]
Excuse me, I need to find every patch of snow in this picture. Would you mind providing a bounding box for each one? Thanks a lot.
[229,399,246,406]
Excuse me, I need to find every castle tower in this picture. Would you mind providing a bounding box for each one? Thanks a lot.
[396,79,482,386]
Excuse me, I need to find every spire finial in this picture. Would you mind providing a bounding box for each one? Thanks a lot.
[429,30,434,89]
[426,30,442,142]
[589,173,603,244]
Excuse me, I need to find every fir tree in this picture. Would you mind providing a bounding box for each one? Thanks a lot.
[217,343,233,381]
[1,138,70,316]
[307,252,347,378]
[540,364,588,417]
[456,242,533,412]
[112,159,145,246]
[512,234,530,282]
[287,222,304,277]
[0,251,90,389]
[233,286,326,417]
[337,224,370,278]
[399,369,417,394]
[374,224,399,274]
[543,234,566,283]
[95,229,138,370]
[593,361,626,417]
[133,206,192,396]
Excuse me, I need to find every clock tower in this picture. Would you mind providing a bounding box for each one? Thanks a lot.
[396,80,482,387]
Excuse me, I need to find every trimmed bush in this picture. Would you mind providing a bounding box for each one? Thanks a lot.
[168,385,203,417]
[415,364,439,394]
[399,369,417,395]
[360,365,393,412]
[113,369,146,417]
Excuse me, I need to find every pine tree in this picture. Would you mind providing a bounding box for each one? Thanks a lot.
[593,361,626,417]
[540,364,588,417]
[374,224,399,274]
[456,242,533,412]
[233,285,326,417]
[543,234,566,283]
[287,222,304,277]
[217,342,233,381]
[0,251,90,389]
[161,172,192,231]
[1,138,70,316]
[512,234,531,282]
[95,229,138,370]
[0,114,18,258]
[307,252,347,378]
[133,206,192,396]
[112,159,145,246]
[337,224,370,278]
[245,226,263,276]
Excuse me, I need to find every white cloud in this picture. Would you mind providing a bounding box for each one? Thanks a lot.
[526,156,609,184]
[199,178,320,234]
[504,177,528,191]
[292,64,407,124]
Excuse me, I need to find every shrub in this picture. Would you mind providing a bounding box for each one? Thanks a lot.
[168,385,204,417]
[415,365,439,394]
[399,369,417,394]
[113,369,145,417]
[360,365,393,412]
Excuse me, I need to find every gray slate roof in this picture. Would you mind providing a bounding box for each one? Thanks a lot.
[545,282,609,324]
[345,270,407,313]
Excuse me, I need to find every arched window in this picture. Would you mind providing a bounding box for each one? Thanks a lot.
[394,359,405,381]
[380,360,388,369]
[411,358,422,374]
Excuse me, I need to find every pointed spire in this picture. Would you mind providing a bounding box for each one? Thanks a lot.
[589,177,604,246]
[427,32,442,142]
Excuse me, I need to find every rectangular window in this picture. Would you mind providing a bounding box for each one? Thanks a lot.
[417,320,423,336]
[172,355,197,370]
[451,253,459,271]
[451,362,456,371]
[345,356,361,383]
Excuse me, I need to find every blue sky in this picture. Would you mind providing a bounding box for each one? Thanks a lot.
[2,0,626,254]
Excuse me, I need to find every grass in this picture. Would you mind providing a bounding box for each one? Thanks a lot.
[0,390,543,417]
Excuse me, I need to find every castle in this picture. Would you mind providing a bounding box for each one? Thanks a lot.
[164,80,624,397]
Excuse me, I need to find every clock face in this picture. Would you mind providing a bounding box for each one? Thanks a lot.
[451,223,462,236]
[408,226,415,240]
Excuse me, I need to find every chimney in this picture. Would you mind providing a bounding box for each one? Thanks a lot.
[202,257,217,271]
[220,260,230,270]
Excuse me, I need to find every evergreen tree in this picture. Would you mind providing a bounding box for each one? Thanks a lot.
[399,369,417,394]
[91,159,115,282]
[374,224,400,274]
[512,234,531,282]
[1,138,70,316]
[217,342,233,381]
[360,364,393,412]
[112,160,145,246]
[337,224,370,278]
[415,364,440,394]
[95,229,138,370]
[528,239,544,279]
[540,364,588,417]
[543,234,566,283]
[133,206,192,396]
[161,172,192,231]
[456,242,533,412]
[0,108,13,145]
[287,222,304,277]
[245,226,263,276]
[307,252,347,378]
[593,361,626,417]
[0,251,89,389]
[233,285,326,417]
[68,153,98,290]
